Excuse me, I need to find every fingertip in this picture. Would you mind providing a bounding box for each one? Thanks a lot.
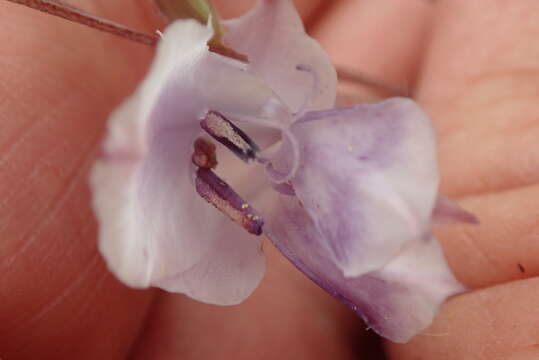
[311,0,434,92]
[212,0,326,24]
[387,277,539,359]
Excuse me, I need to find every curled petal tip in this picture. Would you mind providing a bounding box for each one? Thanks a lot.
[432,195,479,226]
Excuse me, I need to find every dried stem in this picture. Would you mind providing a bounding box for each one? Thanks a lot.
[5,0,407,96]
[337,67,410,97]
[4,0,159,46]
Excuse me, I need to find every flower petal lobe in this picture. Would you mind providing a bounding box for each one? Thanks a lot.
[265,194,463,343]
[91,19,268,304]
[288,98,439,276]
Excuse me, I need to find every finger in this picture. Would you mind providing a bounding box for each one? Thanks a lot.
[0,0,157,358]
[436,183,539,289]
[69,0,164,32]
[212,0,326,24]
[416,0,539,197]
[387,277,539,359]
[389,0,539,357]
[415,0,539,293]
[131,245,377,359]
[312,0,434,99]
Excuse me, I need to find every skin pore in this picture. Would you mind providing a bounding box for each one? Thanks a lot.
[1,0,539,359]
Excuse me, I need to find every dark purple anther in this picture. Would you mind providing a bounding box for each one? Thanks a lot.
[195,168,264,236]
[200,111,260,162]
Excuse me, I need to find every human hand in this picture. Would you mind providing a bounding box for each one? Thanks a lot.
[0,1,537,359]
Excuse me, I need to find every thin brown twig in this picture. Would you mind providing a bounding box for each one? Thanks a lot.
[4,0,159,46]
[4,0,407,97]
[336,67,410,97]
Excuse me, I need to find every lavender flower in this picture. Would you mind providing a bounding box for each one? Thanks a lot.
[90,0,476,343]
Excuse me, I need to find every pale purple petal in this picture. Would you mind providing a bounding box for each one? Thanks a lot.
[432,194,479,226]
[287,98,439,277]
[264,194,464,343]
[157,211,266,305]
[223,0,337,113]
[264,129,301,183]
[91,19,270,304]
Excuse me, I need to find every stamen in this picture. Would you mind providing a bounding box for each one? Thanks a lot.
[200,111,259,162]
[195,168,264,236]
[192,137,218,169]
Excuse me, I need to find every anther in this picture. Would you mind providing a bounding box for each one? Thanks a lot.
[200,111,259,162]
[192,137,218,169]
[195,168,264,236]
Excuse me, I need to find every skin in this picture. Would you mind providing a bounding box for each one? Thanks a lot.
[0,0,538,358]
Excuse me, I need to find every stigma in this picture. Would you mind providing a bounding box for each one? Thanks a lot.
[192,137,218,169]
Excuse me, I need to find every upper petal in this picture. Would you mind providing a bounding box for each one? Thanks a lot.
[91,20,270,304]
[288,98,439,276]
[223,0,337,113]
[264,194,464,343]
